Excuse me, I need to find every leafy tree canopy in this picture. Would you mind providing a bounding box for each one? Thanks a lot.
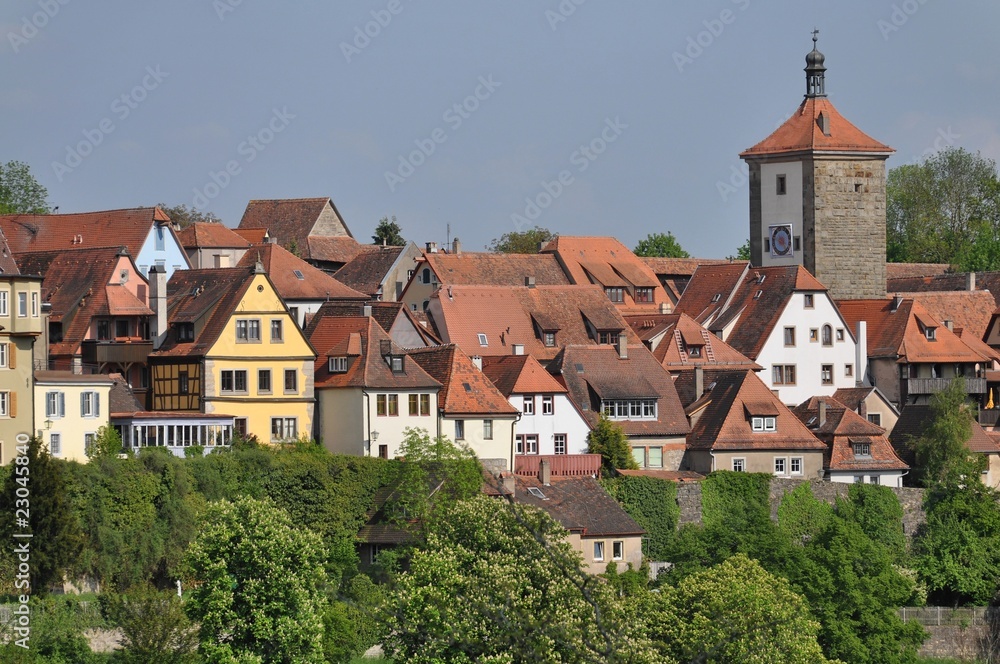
[914,377,983,487]
[633,232,690,258]
[587,415,639,476]
[487,226,554,253]
[887,147,1000,269]
[372,215,405,245]
[0,160,51,214]
[728,238,751,262]
[157,203,221,228]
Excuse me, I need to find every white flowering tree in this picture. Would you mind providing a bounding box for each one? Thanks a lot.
[183,497,328,664]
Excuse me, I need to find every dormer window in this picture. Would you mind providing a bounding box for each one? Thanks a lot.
[852,442,871,458]
[925,327,936,341]
[329,357,348,373]
[598,331,620,345]
[687,344,703,358]
[751,416,777,432]
[177,323,195,342]
[543,332,556,347]
[606,287,624,303]
[389,356,404,373]
[634,287,654,303]
[711,293,721,303]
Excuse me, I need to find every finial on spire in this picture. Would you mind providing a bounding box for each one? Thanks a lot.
[805,30,827,98]
[812,28,819,46]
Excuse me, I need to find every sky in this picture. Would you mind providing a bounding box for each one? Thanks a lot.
[2,1,999,259]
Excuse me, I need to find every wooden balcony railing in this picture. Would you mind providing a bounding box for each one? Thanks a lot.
[81,339,153,366]
[907,377,986,395]
[515,454,602,477]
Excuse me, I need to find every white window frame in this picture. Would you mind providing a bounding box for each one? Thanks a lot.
[541,395,554,415]
[593,541,605,562]
[790,457,803,475]
[732,457,745,472]
[554,433,566,455]
[523,395,535,415]
[477,333,488,347]
[0,391,8,417]
[329,357,348,373]
[455,419,465,441]
[17,292,27,318]
[612,541,624,561]
[81,391,100,418]
[0,290,8,316]
[0,343,7,369]
[483,419,493,440]
[30,292,38,317]
[774,457,787,475]
[271,417,297,442]
[45,391,65,418]
[49,433,61,456]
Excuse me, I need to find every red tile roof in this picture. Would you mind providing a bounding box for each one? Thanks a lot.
[236,243,367,301]
[507,475,645,537]
[422,251,572,288]
[480,354,568,397]
[0,207,174,258]
[0,227,21,275]
[623,312,760,372]
[106,284,153,316]
[893,290,995,339]
[237,198,357,264]
[890,404,1000,468]
[334,246,405,297]
[307,236,364,265]
[408,345,518,416]
[740,96,894,157]
[886,263,954,280]
[640,257,732,278]
[687,370,826,452]
[552,344,689,437]
[233,228,269,244]
[793,397,908,472]
[176,222,250,249]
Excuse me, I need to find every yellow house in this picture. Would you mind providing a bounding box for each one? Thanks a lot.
[0,273,44,464]
[149,263,315,444]
[33,371,113,462]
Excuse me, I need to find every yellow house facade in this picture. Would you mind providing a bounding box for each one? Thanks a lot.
[0,275,44,464]
[33,371,113,462]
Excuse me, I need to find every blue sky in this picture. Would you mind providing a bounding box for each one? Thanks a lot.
[2,0,997,258]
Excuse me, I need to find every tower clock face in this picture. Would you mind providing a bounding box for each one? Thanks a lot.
[769,225,793,258]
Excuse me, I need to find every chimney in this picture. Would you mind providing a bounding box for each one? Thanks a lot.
[695,366,704,400]
[818,399,827,427]
[525,276,536,288]
[944,319,953,331]
[659,302,670,314]
[501,472,516,496]
[425,241,438,253]
[617,333,628,359]
[539,458,551,486]
[471,355,483,370]
[968,272,976,291]
[855,321,868,387]
[890,295,903,312]
[512,344,524,356]
[858,399,868,420]
[363,304,372,317]
[452,237,461,255]
[149,265,168,350]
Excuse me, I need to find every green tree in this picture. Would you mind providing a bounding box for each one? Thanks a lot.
[99,585,198,664]
[727,239,751,262]
[86,424,125,460]
[157,203,221,228]
[0,436,83,595]
[381,494,655,663]
[390,428,482,528]
[636,554,835,664]
[887,147,1000,267]
[184,496,328,664]
[487,226,554,253]
[633,232,690,258]
[913,377,983,487]
[0,160,50,214]
[372,215,405,245]
[587,415,639,476]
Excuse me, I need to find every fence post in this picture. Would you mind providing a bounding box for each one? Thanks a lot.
[938,606,941,626]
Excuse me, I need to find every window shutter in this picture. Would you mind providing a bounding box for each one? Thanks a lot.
[95,394,100,417]
[10,392,16,418]
[58,392,65,417]
[8,344,14,369]
[81,392,86,416]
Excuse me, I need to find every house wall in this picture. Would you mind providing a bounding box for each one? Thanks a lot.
[0,277,44,464]
[629,436,687,472]
[984,453,1000,489]
[363,390,440,458]
[758,160,804,269]
[311,202,351,237]
[511,393,591,455]
[870,358,901,407]
[316,387,366,455]
[443,414,516,470]
[34,379,112,463]
[758,291,857,405]
[187,248,248,269]
[202,274,315,443]
[828,471,905,488]
[136,225,190,281]
[382,243,422,302]
[400,264,439,313]
[684,449,824,479]
[389,316,430,349]
[567,532,643,575]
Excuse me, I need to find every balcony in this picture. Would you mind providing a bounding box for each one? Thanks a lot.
[515,454,602,477]
[81,339,153,366]
[979,409,1000,428]
[906,377,986,395]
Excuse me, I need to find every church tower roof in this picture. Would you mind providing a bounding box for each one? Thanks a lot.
[740,33,894,158]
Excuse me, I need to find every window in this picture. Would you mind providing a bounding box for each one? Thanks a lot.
[116,319,130,338]
[853,442,872,457]
[221,370,247,394]
[593,541,605,562]
[484,419,493,440]
[177,323,195,342]
[284,369,297,394]
[854,476,864,484]
[422,268,432,284]
[772,365,796,385]
[390,356,404,373]
[784,327,796,346]
[0,290,7,316]
[84,433,95,455]
[809,328,819,342]
[378,444,388,459]
[45,391,65,418]
[258,369,271,394]
[50,433,61,456]
[925,326,937,341]
[329,357,348,373]
[822,325,833,346]
[774,457,787,475]
[387,394,398,416]
[455,420,465,440]
[605,287,624,303]
[476,332,488,347]
[790,457,803,475]
[687,344,702,358]
[235,418,248,437]
[271,417,297,441]
[871,475,880,485]
[377,394,387,416]
[0,343,6,369]
[31,292,38,317]
[178,371,189,395]
[288,307,299,326]
[648,446,663,469]
[155,226,165,250]
[867,413,882,426]
[543,332,556,347]
[836,328,845,341]
[732,458,745,472]
[554,433,566,455]
[821,364,833,385]
[776,174,787,195]
[0,391,9,417]
[17,292,27,317]
[601,399,657,420]
[270,319,283,342]
[420,393,430,416]
[542,395,554,415]
[516,434,538,454]
[751,416,777,432]
[81,391,100,418]
[804,293,814,308]
[409,394,419,416]
[598,331,619,345]
[845,364,854,377]
[523,395,535,415]
[634,287,654,303]
[98,320,112,340]
[236,319,261,342]
[613,541,624,561]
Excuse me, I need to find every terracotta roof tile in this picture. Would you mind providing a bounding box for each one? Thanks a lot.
[890,404,1000,468]
[886,263,954,280]
[640,257,732,278]
[893,290,995,339]
[108,372,144,415]
[510,475,645,537]
[176,222,250,249]
[687,370,826,451]
[307,236,364,265]
[481,355,567,397]
[740,96,894,157]
[237,198,356,263]
[233,228,269,244]
[422,252,571,287]
[334,246,405,297]
[106,284,153,316]
[236,243,367,301]
[793,398,908,472]
[624,312,760,372]
[0,207,176,258]
[408,345,518,416]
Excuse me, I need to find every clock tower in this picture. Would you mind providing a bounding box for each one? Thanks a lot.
[740,34,893,300]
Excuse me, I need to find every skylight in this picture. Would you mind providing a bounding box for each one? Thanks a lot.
[293,270,305,280]
[463,382,472,392]
[477,333,488,346]
[527,486,547,500]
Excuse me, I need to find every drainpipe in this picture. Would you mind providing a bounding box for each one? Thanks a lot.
[363,390,372,456]
[510,411,521,472]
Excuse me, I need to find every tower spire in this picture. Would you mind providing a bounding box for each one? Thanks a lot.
[805,29,826,98]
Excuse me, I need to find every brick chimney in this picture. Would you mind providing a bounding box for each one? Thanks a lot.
[501,472,516,496]
[617,333,628,359]
[695,366,704,400]
[855,321,868,387]
[452,237,461,255]
[148,265,168,350]
[968,272,976,291]
[818,398,827,427]
[539,458,551,486]
[525,276,536,288]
